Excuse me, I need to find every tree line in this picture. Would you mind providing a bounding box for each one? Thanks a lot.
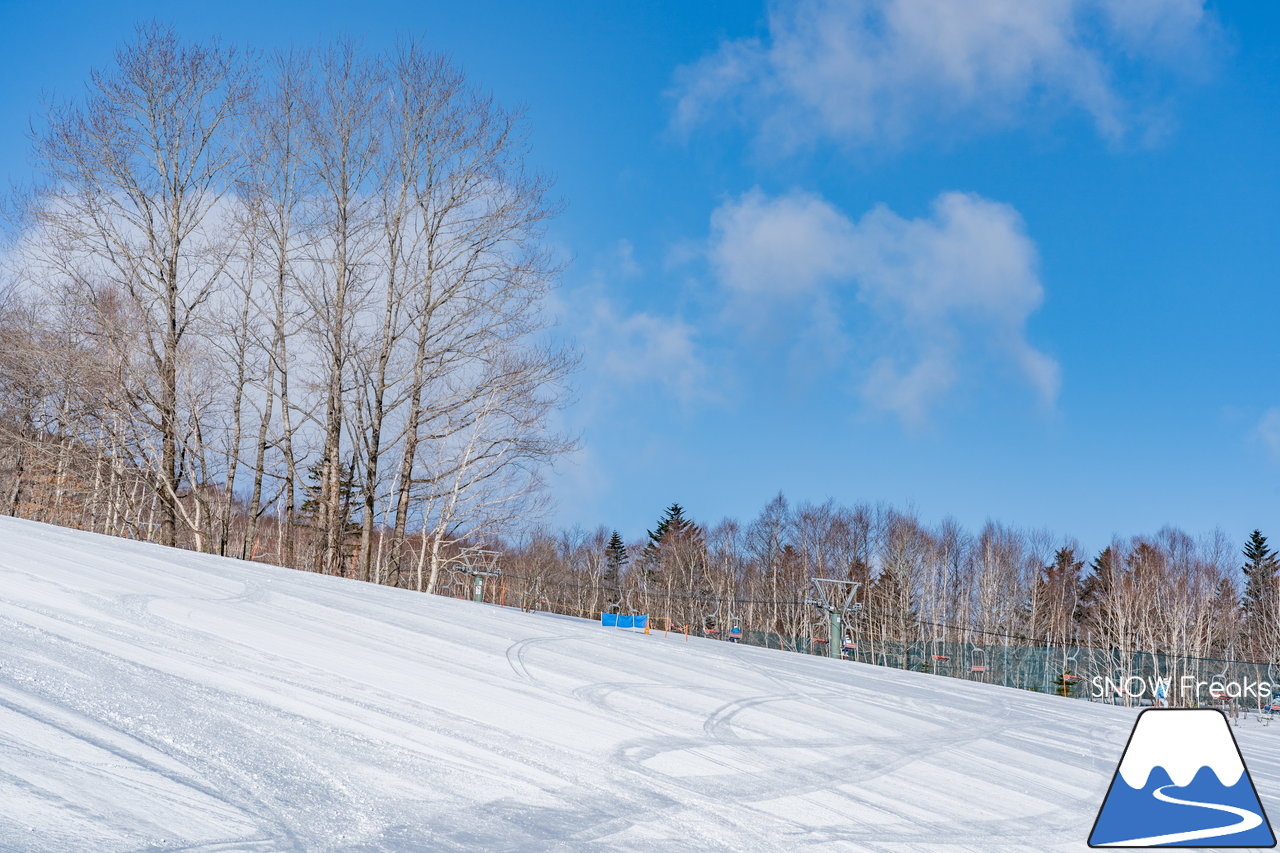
[498,499,1280,671]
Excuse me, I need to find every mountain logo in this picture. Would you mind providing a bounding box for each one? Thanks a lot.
[1089,708,1275,847]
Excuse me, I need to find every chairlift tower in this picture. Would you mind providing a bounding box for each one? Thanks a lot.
[806,578,863,660]
[458,549,501,603]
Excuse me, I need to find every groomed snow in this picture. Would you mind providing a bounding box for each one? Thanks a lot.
[2,515,1279,852]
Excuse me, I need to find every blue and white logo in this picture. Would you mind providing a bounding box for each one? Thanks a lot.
[1090,708,1275,847]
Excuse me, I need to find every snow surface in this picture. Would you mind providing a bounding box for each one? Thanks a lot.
[1118,709,1246,789]
[2,514,1280,852]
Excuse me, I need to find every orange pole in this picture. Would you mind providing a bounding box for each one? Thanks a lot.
[683,625,689,642]
[500,581,506,607]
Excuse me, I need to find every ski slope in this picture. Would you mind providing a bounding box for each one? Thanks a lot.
[1,516,1277,852]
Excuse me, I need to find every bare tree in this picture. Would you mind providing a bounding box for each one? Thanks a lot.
[28,23,252,547]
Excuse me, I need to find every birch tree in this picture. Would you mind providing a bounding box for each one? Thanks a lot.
[29,24,252,547]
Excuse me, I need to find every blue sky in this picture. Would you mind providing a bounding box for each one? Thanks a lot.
[2,1,1277,553]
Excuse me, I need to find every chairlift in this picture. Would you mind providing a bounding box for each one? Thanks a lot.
[802,609,827,650]
[969,642,986,673]
[1213,666,1233,696]
[806,577,864,660]
[1060,646,1081,685]
[702,604,720,638]
[931,637,950,662]
[1208,665,1232,705]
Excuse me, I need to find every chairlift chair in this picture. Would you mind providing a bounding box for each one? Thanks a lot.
[969,643,986,674]
[1060,646,1081,687]
[931,637,950,663]
[1214,666,1231,699]
[702,603,721,638]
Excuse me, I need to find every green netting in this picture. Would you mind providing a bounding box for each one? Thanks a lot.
[733,631,1279,708]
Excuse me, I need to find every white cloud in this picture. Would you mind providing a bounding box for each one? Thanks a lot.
[709,189,855,297]
[863,352,957,426]
[708,189,1057,422]
[613,239,642,279]
[1258,408,1280,461]
[588,300,711,404]
[1097,0,1210,56]
[672,0,1213,148]
[706,189,856,353]
[560,241,711,405]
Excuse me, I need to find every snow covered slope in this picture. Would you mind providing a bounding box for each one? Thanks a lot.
[2,516,1278,852]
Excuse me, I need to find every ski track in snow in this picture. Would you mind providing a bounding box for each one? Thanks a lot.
[2,516,1279,851]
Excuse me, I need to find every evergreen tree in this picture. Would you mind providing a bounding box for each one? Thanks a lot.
[645,503,693,555]
[1051,670,1080,697]
[643,503,701,571]
[602,530,628,612]
[640,503,708,625]
[1075,546,1119,640]
[1242,530,1279,617]
[299,457,360,539]
[1211,575,1241,654]
[1031,546,1083,641]
[606,530,628,574]
[1241,530,1279,657]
